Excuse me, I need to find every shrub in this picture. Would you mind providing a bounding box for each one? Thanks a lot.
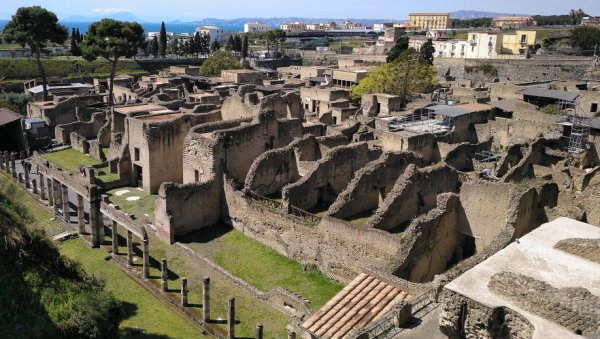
[0,92,32,115]
[541,104,562,115]
[199,50,241,77]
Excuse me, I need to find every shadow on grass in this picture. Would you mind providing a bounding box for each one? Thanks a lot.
[177,224,233,245]
[119,327,171,339]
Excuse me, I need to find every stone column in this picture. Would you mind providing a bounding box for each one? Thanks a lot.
[0,153,4,170]
[142,237,149,279]
[77,195,85,235]
[24,163,30,189]
[53,181,62,215]
[18,173,23,183]
[181,277,188,307]
[161,258,168,292]
[256,324,263,339]
[89,186,102,247]
[228,298,236,339]
[32,179,37,194]
[111,221,119,255]
[10,153,16,178]
[126,230,134,266]
[287,329,296,339]
[61,185,70,222]
[46,178,53,206]
[39,173,46,200]
[203,277,211,322]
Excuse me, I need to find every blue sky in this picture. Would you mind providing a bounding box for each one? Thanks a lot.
[1,0,599,22]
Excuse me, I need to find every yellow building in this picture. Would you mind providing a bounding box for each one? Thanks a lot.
[501,30,537,55]
[408,13,451,30]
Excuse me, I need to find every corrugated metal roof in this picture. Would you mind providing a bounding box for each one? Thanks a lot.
[301,273,413,338]
[27,82,93,94]
[426,104,490,117]
[518,88,580,102]
[0,109,22,126]
[489,99,535,112]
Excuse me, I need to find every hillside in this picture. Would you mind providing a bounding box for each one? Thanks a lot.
[0,181,123,338]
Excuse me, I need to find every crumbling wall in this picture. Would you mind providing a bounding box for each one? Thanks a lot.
[394,193,460,283]
[221,86,303,121]
[154,178,222,243]
[441,139,493,172]
[283,143,372,211]
[438,289,535,339]
[368,163,460,232]
[378,131,441,164]
[501,138,551,182]
[224,180,403,282]
[54,111,106,145]
[328,152,424,220]
[244,145,300,196]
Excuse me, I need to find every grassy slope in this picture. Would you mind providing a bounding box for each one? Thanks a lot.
[0,171,201,338]
[181,228,343,309]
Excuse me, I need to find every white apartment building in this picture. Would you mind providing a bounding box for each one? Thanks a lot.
[280,22,306,32]
[195,26,226,43]
[464,32,502,59]
[244,22,268,33]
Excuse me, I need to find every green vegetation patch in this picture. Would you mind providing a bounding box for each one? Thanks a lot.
[106,187,157,223]
[59,240,201,338]
[0,174,122,338]
[42,148,102,173]
[181,228,343,309]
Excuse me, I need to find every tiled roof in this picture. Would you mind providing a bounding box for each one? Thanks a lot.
[301,273,413,339]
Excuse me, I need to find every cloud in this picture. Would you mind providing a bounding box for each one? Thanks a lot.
[92,8,131,14]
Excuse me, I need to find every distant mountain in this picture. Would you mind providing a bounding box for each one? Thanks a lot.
[63,11,142,23]
[189,17,400,29]
[450,10,530,20]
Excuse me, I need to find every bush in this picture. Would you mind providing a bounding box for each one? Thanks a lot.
[541,104,562,115]
[0,92,32,115]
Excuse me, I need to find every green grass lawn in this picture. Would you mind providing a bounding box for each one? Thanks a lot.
[107,187,157,223]
[180,227,343,309]
[60,240,203,339]
[42,148,101,173]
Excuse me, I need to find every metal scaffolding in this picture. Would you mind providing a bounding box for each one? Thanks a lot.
[559,98,591,155]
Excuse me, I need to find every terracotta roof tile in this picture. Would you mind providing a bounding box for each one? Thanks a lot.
[302,273,413,338]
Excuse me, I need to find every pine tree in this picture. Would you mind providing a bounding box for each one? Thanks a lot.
[159,21,167,58]
[242,34,249,58]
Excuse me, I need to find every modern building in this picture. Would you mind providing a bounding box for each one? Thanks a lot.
[492,16,538,29]
[280,22,306,32]
[244,22,268,33]
[501,30,537,55]
[582,16,600,27]
[195,26,225,43]
[408,13,452,30]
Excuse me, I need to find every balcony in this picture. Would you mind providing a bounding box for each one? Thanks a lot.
[469,39,477,46]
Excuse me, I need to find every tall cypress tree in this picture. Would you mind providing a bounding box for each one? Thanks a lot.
[193,31,201,57]
[241,34,249,58]
[150,35,159,57]
[70,27,81,56]
[159,21,167,58]
[225,35,234,51]
[75,28,82,42]
[234,34,242,52]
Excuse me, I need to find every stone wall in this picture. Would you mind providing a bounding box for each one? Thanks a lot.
[377,131,441,164]
[224,180,404,282]
[328,152,424,220]
[368,163,460,232]
[438,289,535,339]
[394,193,460,283]
[221,86,303,121]
[243,145,300,196]
[441,139,493,172]
[283,143,373,211]
[55,111,106,145]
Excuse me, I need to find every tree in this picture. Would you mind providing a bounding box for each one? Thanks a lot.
[211,40,221,53]
[242,34,249,58]
[193,31,201,57]
[225,35,235,51]
[70,28,81,56]
[3,6,68,101]
[351,49,437,107]
[419,38,435,65]
[386,36,409,63]
[569,8,585,26]
[148,35,159,57]
[159,21,167,58]
[168,36,179,56]
[76,28,82,42]
[81,19,144,106]
[234,34,242,52]
[200,33,211,56]
[570,26,600,50]
[199,50,242,76]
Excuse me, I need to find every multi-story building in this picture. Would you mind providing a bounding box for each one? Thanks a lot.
[280,22,306,32]
[492,16,538,29]
[464,32,502,59]
[501,30,537,55]
[244,22,268,33]
[341,21,363,30]
[195,26,225,43]
[407,13,452,30]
